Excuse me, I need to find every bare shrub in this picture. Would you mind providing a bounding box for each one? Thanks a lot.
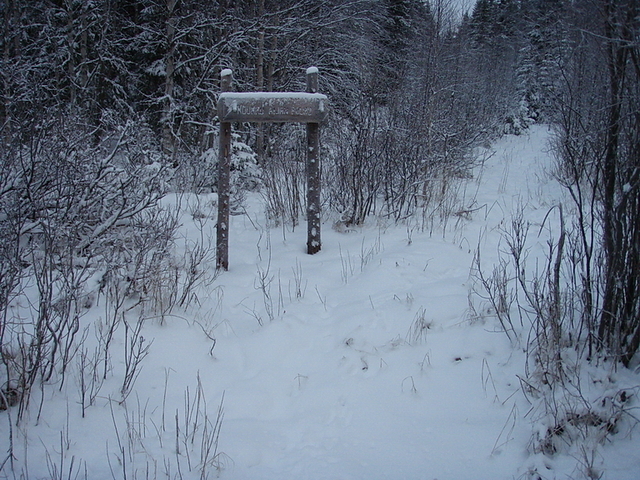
[108,376,228,480]
[407,307,432,345]
[471,249,516,342]
[0,117,170,420]
[261,125,306,228]
[475,203,639,474]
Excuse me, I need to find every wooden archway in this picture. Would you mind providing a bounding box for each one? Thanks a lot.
[216,67,327,270]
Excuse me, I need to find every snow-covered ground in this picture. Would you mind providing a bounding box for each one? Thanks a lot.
[2,125,639,479]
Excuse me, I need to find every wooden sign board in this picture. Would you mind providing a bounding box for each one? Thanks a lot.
[218,92,328,123]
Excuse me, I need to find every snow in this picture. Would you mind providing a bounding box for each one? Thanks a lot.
[2,126,639,480]
[219,92,328,102]
[221,68,233,77]
[306,66,319,75]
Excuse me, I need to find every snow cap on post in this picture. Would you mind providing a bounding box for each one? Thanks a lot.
[306,67,318,94]
[220,69,232,94]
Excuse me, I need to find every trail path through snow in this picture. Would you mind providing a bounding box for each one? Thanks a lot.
[171,125,561,479]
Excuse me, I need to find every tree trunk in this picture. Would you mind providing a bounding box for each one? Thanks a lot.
[2,0,15,142]
[598,0,640,366]
[162,0,177,163]
[255,0,266,163]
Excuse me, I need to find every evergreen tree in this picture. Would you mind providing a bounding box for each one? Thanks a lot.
[516,0,568,123]
[373,0,435,103]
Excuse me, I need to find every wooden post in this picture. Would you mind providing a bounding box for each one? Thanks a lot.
[306,67,321,254]
[217,69,232,270]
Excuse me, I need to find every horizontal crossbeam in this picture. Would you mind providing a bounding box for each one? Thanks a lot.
[218,92,328,123]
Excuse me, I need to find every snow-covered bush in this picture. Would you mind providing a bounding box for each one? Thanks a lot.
[173,132,260,201]
[0,117,174,418]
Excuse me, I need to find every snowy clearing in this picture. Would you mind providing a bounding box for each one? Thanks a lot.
[2,126,639,480]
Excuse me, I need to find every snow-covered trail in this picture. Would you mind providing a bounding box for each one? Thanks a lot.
[201,123,640,479]
[162,125,561,480]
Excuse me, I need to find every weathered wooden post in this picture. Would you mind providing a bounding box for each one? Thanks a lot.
[216,69,232,270]
[306,67,321,255]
